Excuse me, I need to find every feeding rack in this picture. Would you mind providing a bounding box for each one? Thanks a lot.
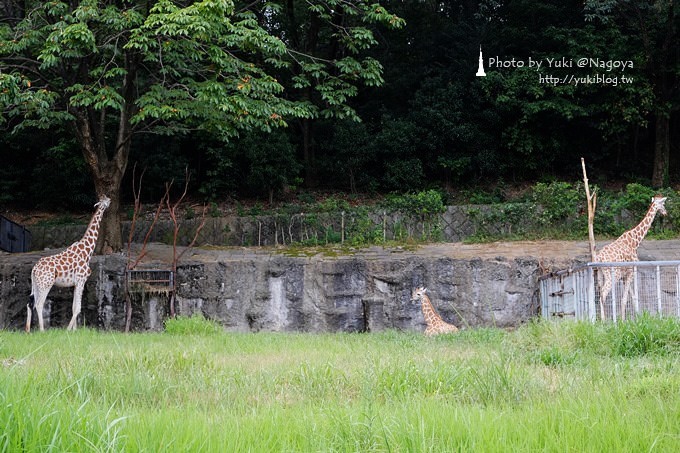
[126,269,175,294]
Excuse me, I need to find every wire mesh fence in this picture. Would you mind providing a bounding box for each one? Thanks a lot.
[122,210,451,247]
[539,261,680,322]
[27,202,573,250]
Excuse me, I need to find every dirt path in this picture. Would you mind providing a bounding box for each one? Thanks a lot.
[135,239,680,267]
[9,239,680,268]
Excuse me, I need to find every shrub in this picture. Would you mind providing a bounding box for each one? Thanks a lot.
[612,183,657,217]
[383,189,446,216]
[531,181,582,226]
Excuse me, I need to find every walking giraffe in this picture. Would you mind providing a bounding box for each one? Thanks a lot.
[595,194,667,321]
[410,287,459,335]
[26,195,111,332]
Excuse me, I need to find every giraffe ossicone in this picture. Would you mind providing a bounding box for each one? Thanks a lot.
[411,286,459,336]
[595,194,667,321]
[26,195,111,332]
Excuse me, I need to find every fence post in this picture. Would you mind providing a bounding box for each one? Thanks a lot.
[656,265,662,315]
[574,269,582,320]
[299,213,304,243]
[611,267,617,323]
[676,265,680,317]
[588,266,596,322]
[383,211,387,242]
[341,211,345,244]
[633,266,639,316]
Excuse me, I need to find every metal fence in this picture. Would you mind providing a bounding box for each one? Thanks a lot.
[539,261,680,322]
[29,204,545,250]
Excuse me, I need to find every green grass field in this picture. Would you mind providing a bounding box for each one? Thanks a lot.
[1,315,680,452]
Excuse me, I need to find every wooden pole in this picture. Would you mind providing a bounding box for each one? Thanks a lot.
[581,158,597,261]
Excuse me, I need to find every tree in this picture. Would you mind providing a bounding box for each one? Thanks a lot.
[585,0,680,187]
[244,0,405,186]
[0,0,402,251]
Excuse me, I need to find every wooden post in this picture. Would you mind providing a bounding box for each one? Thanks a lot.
[581,158,597,261]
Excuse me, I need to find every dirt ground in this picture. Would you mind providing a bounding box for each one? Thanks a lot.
[125,238,680,276]
[133,240,594,267]
[7,236,680,272]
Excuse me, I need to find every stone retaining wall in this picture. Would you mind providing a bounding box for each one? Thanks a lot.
[0,244,575,333]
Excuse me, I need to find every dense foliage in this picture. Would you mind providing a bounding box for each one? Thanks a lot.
[0,0,404,250]
[1,2,679,229]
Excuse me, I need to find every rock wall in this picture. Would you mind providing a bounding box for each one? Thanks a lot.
[0,244,568,333]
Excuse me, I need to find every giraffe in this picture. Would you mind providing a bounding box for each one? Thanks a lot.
[410,287,459,335]
[595,194,667,321]
[26,195,111,332]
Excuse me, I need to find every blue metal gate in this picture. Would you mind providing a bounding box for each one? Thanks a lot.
[0,215,31,252]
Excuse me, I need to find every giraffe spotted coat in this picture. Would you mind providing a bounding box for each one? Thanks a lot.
[594,195,667,321]
[411,287,459,336]
[26,196,111,332]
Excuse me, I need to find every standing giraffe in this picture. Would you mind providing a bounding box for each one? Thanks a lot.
[410,287,459,335]
[595,195,667,321]
[26,195,111,332]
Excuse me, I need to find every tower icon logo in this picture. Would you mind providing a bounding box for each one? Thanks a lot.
[476,46,486,77]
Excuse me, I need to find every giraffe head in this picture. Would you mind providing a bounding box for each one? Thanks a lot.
[651,195,667,216]
[411,286,427,301]
[96,195,111,210]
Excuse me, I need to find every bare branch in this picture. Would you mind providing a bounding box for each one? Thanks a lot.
[126,163,167,270]
[175,204,208,263]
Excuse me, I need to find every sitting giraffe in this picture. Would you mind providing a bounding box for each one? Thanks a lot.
[411,287,459,336]
[26,195,111,332]
[595,194,667,321]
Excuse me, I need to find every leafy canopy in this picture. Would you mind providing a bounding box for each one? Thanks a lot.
[0,0,404,139]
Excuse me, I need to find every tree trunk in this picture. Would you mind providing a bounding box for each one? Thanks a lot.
[651,113,670,188]
[72,53,136,252]
[72,106,131,252]
[89,158,127,253]
[97,190,123,254]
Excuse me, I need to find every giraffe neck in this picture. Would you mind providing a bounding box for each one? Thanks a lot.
[77,204,107,258]
[420,294,444,326]
[626,204,659,249]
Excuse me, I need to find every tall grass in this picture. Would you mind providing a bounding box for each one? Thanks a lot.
[1,316,679,451]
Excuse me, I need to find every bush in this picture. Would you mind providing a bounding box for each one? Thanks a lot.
[531,181,582,226]
[383,189,446,216]
[612,183,657,217]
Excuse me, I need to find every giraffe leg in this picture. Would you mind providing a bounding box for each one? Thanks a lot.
[25,296,33,333]
[68,281,85,331]
[621,273,633,321]
[599,270,612,321]
[33,289,50,332]
[27,272,38,332]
